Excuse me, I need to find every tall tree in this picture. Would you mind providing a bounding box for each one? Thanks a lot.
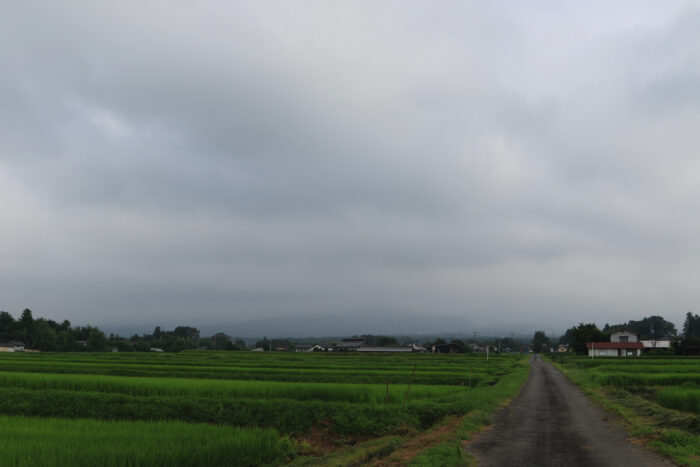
[87,327,107,351]
[532,330,550,353]
[563,323,606,355]
[683,312,700,338]
[33,319,57,351]
[627,315,677,341]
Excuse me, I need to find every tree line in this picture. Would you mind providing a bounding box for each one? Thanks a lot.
[0,309,246,353]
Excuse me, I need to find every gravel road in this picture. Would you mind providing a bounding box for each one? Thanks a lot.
[466,355,672,466]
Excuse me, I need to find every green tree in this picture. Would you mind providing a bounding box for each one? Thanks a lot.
[18,308,34,346]
[376,336,398,346]
[86,327,107,351]
[683,312,700,338]
[627,315,677,341]
[563,323,606,355]
[0,311,14,341]
[33,319,57,351]
[532,330,550,353]
[212,332,232,350]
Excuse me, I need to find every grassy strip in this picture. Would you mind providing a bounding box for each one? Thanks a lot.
[0,415,293,466]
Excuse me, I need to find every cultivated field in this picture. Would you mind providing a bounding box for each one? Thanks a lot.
[551,355,700,466]
[0,351,528,466]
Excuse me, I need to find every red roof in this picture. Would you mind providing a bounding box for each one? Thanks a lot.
[586,342,643,349]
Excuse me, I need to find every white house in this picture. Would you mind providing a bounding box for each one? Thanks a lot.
[587,330,643,356]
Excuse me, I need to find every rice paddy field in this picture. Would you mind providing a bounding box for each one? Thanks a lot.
[551,355,700,466]
[0,351,529,466]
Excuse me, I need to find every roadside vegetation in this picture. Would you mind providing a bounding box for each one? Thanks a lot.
[0,351,529,465]
[550,354,700,466]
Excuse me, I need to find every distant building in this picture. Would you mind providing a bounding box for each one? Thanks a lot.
[357,344,426,353]
[557,344,568,353]
[295,344,324,352]
[0,342,25,352]
[150,347,164,353]
[432,343,460,354]
[334,338,369,351]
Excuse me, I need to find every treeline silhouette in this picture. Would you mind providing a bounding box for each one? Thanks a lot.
[0,309,245,353]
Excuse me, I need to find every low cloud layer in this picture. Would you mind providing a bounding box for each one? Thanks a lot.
[1,1,699,333]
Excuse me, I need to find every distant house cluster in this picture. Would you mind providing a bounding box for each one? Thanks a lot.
[587,331,673,357]
[334,338,426,353]
[250,338,428,353]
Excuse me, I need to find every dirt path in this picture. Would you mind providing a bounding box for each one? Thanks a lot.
[466,355,673,467]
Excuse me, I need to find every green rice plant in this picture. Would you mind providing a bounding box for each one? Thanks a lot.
[0,371,471,403]
[0,415,293,467]
[656,388,700,414]
[597,373,700,387]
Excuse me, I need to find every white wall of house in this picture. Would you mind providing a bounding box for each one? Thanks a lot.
[0,346,15,352]
[610,331,638,343]
[587,347,641,357]
[641,340,671,349]
[588,348,617,357]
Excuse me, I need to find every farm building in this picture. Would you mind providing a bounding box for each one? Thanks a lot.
[295,344,324,352]
[586,342,643,357]
[357,344,426,353]
[334,338,368,351]
[432,343,460,353]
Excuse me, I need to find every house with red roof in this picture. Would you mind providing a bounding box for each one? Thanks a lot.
[587,331,643,357]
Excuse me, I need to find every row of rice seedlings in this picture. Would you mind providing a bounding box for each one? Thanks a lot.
[1,352,516,373]
[596,373,700,387]
[0,354,509,370]
[593,364,700,374]
[564,358,700,369]
[0,361,497,386]
[0,371,471,403]
[655,387,700,414]
[0,415,293,466]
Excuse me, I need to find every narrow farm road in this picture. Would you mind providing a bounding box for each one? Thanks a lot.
[467,355,673,467]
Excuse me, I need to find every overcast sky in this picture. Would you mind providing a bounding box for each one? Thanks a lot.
[2,1,699,333]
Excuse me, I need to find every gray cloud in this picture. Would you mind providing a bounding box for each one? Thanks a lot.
[1,1,699,333]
